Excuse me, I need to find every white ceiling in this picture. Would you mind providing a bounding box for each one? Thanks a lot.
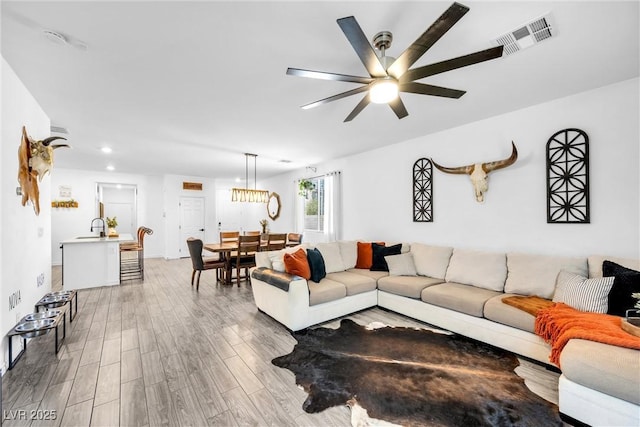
[2,1,638,180]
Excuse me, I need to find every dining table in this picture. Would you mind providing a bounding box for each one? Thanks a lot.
[203,240,270,285]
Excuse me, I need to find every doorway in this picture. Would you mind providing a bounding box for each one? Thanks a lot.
[179,196,205,258]
[98,183,137,236]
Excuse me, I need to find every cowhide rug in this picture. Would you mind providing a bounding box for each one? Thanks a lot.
[272,319,563,427]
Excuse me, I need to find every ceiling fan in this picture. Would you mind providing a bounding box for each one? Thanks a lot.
[286,2,504,122]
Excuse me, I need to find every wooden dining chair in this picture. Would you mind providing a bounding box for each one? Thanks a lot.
[287,233,303,247]
[220,231,240,243]
[232,234,261,285]
[244,230,261,236]
[267,233,287,251]
[186,238,226,290]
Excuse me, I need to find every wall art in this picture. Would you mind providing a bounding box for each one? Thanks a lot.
[546,128,590,223]
[413,158,433,222]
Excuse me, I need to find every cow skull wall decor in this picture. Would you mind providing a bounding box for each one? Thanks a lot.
[18,126,70,215]
[432,142,518,203]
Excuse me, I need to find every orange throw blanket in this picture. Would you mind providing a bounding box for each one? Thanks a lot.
[535,303,640,367]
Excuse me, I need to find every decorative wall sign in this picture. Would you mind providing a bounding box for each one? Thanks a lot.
[413,158,433,222]
[546,128,590,223]
[183,182,203,191]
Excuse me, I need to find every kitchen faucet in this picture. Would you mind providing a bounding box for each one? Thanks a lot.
[90,217,106,237]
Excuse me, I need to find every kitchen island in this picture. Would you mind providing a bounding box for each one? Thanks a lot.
[60,234,134,290]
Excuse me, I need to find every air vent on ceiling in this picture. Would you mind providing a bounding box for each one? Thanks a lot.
[493,13,555,56]
[50,125,69,134]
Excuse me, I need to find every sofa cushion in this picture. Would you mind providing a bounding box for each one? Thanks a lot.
[339,240,358,270]
[504,253,587,299]
[385,253,417,277]
[561,339,640,405]
[484,294,536,333]
[284,249,311,280]
[410,243,453,280]
[588,255,640,278]
[602,261,640,316]
[267,245,307,272]
[306,248,326,283]
[445,249,507,292]
[371,243,402,272]
[308,279,346,306]
[421,282,503,317]
[347,268,389,281]
[378,276,443,299]
[315,242,346,273]
[552,270,614,313]
[325,271,377,296]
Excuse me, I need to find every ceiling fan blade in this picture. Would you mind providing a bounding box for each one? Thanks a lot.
[388,96,409,119]
[344,94,371,122]
[400,82,466,98]
[337,16,388,78]
[387,2,470,79]
[302,85,370,110]
[400,46,504,83]
[287,68,373,84]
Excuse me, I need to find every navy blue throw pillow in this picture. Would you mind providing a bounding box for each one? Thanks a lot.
[370,243,402,272]
[602,261,640,317]
[307,248,327,283]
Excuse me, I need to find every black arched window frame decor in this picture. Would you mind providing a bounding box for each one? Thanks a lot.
[546,128,590,223]
[413,158,433,222]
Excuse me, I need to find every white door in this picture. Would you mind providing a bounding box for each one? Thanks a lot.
[216,188,243,235]
[179,197,205,258]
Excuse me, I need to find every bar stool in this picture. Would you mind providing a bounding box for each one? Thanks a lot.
[120,227,153,281]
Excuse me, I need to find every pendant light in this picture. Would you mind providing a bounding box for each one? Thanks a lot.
[231,153,269,203]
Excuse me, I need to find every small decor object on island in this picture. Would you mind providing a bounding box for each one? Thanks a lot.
[106,216,118,237]
[413,158,433,222]
[18,126,70,215]
[298,179,315,198]
[546,128,589,223]
[432,141,518,203]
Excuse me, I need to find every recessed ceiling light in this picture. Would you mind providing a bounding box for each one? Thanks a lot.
[106,165,115,171]
[235,177,241,183]
[101,147,112,154]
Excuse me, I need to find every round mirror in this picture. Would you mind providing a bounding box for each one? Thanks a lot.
[267,192,281,220]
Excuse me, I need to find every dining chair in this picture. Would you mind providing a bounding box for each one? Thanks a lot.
[120,226,153,281]
[232,234,261,285]
[287,233,303,247]
[244,230,261,236]
[267,233,287,251]
[220,231,240,243]
[186,238,226,290]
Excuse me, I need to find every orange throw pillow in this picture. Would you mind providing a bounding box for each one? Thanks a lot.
[284,248,311,280]
[355,242,385,269]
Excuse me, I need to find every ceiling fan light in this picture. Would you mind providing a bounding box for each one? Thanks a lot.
[370,79,399,104]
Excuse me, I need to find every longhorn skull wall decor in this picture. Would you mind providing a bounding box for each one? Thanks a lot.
[432,142,518,203]
[18,126,70,215]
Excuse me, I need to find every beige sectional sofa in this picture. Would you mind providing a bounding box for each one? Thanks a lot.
[250,241,640,427]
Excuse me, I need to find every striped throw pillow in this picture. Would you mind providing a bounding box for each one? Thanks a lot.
[553,270,614,313]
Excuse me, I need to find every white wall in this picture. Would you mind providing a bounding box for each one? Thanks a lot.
[260,78,640,259]
[51,169,164,264]
[1,58,52,373]
[162,174,217,259]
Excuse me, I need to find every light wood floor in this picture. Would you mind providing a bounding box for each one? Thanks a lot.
[1,258,560,427]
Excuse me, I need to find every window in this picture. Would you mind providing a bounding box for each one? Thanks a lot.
[303,177,324,231]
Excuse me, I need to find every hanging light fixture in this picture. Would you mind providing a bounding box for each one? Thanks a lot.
[231,153,269,203]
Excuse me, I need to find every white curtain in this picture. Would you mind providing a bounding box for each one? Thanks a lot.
[323,171,342,242]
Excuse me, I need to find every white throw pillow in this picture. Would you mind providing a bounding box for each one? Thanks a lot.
[553,270,614,313]
[410,243,453,279]
[268,245,306,272]
[315,242,346,273]
[385,253,417,277]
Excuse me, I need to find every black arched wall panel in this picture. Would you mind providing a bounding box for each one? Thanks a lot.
[413,158,433,222]
[546,128,590,223]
